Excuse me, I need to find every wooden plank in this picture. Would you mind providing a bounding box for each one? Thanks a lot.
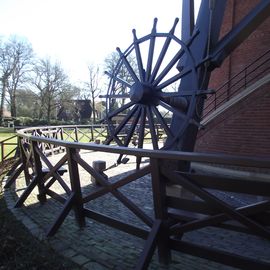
[67,148,85,228]
[45,189,66,204]
[20,141,32,186]
[150,158,171,264]
[14,176,39,208]
[163,168,270,240]
[32,142,47,204]
[170,239,270,270]
[251,211,270,225]
[167,196,218,215]
[135,219,162,270]
[47,192,75,237]
[4,162,24,188]
[169,200,270,236]
[35,147,70,194]
[24,133,270,170]
[83,165,150,203]
[177,172,270,196]
[83,208,149,239]
[74,154,153,227]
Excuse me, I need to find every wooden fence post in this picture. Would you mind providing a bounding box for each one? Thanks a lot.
[20,139,32,186]
[150,158,171,264]
[75,127,79,142]
[90,126,94,141]
[66,147,85,228]
[32,141,47,203]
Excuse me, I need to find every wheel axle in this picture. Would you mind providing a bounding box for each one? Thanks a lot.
[130,82,159,105]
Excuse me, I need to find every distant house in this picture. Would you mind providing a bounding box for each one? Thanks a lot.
[3,108,11,118]
[57,100,92,123]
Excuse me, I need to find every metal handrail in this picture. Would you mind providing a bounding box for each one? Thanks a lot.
[203,48,270,118]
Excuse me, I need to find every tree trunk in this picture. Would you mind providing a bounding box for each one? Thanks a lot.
[10,93,16,117]
[47,102,51,123]
[0,78,7,124]
[92,101,96,123]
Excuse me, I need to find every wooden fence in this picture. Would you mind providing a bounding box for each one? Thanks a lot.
[3,125,270,270]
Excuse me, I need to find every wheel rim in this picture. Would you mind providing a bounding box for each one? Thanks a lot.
[103,18,199,154]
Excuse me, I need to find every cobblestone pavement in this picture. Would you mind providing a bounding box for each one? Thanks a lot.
[3,150,270,269]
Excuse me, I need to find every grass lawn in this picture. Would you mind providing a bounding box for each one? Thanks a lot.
[0,161,81,270]
[0,131,17,161]
[0,127,107,162]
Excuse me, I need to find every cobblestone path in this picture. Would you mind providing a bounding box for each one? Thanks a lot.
[3,150,270,269]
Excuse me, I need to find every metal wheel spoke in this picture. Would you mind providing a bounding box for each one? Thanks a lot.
[116,107,142,164]
[152,106,174,138]
[133,29,145,82]
[146,106,159,150]
[100,94,130,99]
[158,100,188,121]
[153,48,185,87]
[155,67,192,90]
[146,18,157,81]
[160,89,215,98]
[116,47,139,83]
[149,18,179,83]
[106,105,139,144]
[160,92,183,98]
[107,101,135,119]
[114,105,139,135]
[153,29,200,87]
[105,17,199,155]
[105,71,132,88]
[137,106,146,150]
[135,106,146,169]
[123,106,142,147]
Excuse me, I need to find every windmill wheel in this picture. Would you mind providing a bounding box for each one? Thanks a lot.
[102,18,200,162]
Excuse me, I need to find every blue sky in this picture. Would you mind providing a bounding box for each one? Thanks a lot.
[0,0,200,84]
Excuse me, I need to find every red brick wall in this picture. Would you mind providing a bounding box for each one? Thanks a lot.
[196,1,270,157]
[209,0,270,86]
[229,0,270,76]
[196,82,270,157]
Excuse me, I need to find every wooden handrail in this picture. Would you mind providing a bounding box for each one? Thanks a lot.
[15,125,270,169]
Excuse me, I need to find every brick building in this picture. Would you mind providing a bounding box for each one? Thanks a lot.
[195,0,270,158]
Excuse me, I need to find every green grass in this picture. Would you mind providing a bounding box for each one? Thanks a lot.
[0,162,81,270]
[0,132,15,140]
[0,127,15,133]
[62,128,108,143]
[0,132,17,161]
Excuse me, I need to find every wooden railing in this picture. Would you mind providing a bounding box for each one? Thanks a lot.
[3,125,270,270]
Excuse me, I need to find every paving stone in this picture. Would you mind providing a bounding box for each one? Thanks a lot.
[71,254,91,266]
[59,248,78,258]
[83,261,108,270]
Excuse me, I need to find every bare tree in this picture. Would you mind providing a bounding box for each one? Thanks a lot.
[0,40,14,122]
[104,52,137,108]
[84,64,101,123]
[5,38,33,117]
[0,37,27,122]
[32,58,70,123]
[16,88,39,118]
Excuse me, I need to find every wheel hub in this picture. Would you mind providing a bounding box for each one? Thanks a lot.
[130,82,158,105]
